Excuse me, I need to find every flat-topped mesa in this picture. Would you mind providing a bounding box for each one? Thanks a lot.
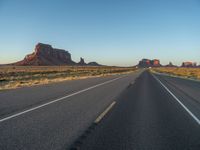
[34,43,72,62]
[13,42,102,66]
[138,58,161,67]
[35,43,52,55]
[181,61,197,67]
[16,43,75,65]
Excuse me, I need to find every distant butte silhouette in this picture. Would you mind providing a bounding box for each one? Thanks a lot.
[137,59,161,68]
[14,43,101,66]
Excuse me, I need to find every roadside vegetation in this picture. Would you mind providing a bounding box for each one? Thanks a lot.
[152,67,200,80]
[0,66,137,90]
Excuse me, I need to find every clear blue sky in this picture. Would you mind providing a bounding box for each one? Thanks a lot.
[0,0,200,66]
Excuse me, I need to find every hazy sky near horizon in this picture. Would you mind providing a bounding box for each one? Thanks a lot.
[0,0,200,66]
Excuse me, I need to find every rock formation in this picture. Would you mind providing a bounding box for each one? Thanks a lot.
[78,57,87,65]
[13,43,102,66]
[15,43,75,65]
[138,59,161,67]
[181,62,197,67]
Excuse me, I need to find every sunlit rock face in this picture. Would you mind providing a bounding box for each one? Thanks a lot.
[181,62,197,67]
[15,43,76,66]
[138,59,161,67]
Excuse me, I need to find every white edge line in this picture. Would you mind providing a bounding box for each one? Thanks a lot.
[154,72,200,83]
[0,76,125,123]
[152,73,200,125]
[94,101,116,123]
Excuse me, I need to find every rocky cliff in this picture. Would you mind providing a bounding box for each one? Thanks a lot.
[181,62,197,67]
[14,43,102,66]
[138,59,161,67]
[78,57,87,65]
[15,43,76,65]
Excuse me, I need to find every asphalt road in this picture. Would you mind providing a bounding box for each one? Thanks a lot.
[78,71,200,150]
[1,69,200,150]
[0,70,143,150]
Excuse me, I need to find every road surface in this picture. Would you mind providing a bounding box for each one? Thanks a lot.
[0,70,142,150]
[0,70,200,150]
[77,71,200,150]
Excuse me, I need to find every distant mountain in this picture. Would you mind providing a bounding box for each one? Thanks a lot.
[181,61,197,67]
[13,43,101,66]
[137,59,161,67]
[14,43,75,65]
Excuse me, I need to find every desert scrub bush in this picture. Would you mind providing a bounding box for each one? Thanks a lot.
[152,67,200,80]
[0,66,137,90]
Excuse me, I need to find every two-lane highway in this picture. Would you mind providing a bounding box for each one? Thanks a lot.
[78,71,200,150]
[0,70,143,150]
[1,69,200,150]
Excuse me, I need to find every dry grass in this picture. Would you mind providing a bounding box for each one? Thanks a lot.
[152,67,200,80]
[0,66,137,90]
